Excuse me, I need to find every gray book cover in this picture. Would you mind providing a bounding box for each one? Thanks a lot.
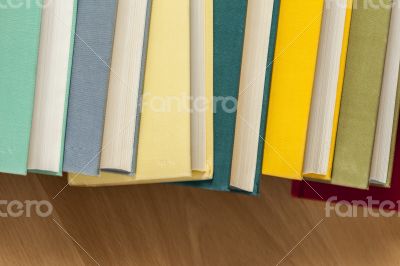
[63,0,118,176]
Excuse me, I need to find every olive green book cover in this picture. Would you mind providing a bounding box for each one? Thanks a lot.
[331,0,392,189]
[0,3,43,175]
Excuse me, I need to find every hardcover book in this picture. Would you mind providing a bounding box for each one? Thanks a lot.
[262,0,324,180]
[303,0,352,181]
[330,0,392,189]
[99,0,151,175]
[230,0,279,192]
[28,0,77,176]
[0,1,42,175]
[63,0,118,176]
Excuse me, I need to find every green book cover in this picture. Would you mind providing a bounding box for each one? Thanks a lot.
[331,0,392,189]
[183,0,280,194]
[28,0,77,176]
[0,2,43,175]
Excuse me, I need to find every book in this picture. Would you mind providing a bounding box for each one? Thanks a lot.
[99,0,151,175]
[262,0,324,180]
[68,0,214,186]
[63,0,118,176]
[0,1,42,175]
[183,0,280,194]
[303,0,352,180]
[230,0,277,192]
[191,0,208,171]
[27,0,77,175]
[190,0,214,178]
[370,0,400,186]
[292,116,400,209]
[330,0,392,189]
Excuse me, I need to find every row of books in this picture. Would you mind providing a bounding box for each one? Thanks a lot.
[0,0,399,197]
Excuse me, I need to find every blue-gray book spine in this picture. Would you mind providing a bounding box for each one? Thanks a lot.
[63,0,118,176]
[182,0,280,195]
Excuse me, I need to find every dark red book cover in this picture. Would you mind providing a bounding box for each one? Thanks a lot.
[292,123,400,210]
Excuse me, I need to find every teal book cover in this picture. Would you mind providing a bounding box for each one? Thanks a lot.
[256,0,280,192]
[182,0,280,194]
[30,0,78,177]
[0,2,43,175]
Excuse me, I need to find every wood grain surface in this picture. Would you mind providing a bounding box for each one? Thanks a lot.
[0,173,398,265]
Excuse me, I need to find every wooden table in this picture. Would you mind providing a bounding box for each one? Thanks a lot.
[0,174,398,265]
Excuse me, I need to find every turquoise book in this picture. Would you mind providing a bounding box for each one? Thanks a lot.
[182,0,280,194]
[27,0,77,176]
[0,2,43,175]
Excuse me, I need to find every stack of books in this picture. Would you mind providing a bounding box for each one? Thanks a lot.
[1,0,400,200]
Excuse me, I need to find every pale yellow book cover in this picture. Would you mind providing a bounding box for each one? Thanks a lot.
[262,0,324,180]
[305,0,353,181]
[68,0,213,186]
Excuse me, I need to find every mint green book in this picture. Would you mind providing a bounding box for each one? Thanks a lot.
[27,0,77,176]
[0,3,43,175]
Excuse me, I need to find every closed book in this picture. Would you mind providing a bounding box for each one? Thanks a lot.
[262,0,324,180]
[28,0,77,176]
[69,0,214,186]
[99,0,151,175]
[303,0,352,181]
[0,2,42,175]
[370,0,400,187]
[229,0,279,192]
[63,0,118,176]
[184,0,280,194]
[330,0,392,189]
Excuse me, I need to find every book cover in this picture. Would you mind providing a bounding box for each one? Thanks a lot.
[99,0,151,175]
[330,0,392,189]
[28,0,77,176]
[324,0,352,180]
[230,0,280,192]
[254,0,281,192]
[304,0,353,181]
[262,0,324,180]
[63,0,118,176]
[134,0,191,179]
[0,2,42,175]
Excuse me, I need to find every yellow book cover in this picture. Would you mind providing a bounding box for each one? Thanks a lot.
[262,0,324,180]
[68,0,213,186]
[305,0,353,181]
